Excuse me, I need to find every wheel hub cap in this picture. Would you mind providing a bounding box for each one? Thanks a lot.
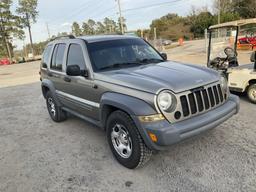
[111,124,132,158]
[250,89,256,100]
[252,90,256,99]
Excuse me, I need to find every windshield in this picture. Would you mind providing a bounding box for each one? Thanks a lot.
[87,38,164,71]
[209,27,237,61]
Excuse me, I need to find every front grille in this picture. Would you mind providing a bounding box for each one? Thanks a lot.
[179,84,225,118]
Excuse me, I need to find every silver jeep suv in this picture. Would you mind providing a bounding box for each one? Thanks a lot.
[40,35,240,169]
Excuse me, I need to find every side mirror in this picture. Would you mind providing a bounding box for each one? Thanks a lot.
[42,63,47,68]
[160,52,168,61]
[66,65,82,76]
[66,65,89,77]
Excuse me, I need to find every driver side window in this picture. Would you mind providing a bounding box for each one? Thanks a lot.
[67,44,86,70]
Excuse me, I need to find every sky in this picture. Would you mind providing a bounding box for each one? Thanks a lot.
[12,0,213,50]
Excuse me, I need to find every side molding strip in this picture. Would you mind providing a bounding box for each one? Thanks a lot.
[56,90,100,108]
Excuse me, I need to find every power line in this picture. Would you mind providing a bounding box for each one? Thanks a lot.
[116,0,124,34]
[102,0,186,19]
[46,22,50,38]
[48,0,188,36]
[68,0,105,21]
[123,0,185,13]
[48,0,96,25]
[83,5,116,21]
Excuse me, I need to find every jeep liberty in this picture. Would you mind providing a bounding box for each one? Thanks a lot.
[40,35,240,169]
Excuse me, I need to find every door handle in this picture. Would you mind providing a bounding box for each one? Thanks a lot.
[64,76,71,82]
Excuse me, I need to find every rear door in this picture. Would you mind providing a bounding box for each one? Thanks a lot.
[40,44,53,79]
[48,43,67,95]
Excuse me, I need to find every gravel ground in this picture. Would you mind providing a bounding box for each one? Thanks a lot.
[0,81,256,192]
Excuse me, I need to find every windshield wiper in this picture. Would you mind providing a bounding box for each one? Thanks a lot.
[99,62,143,71]
[139,58,164,63]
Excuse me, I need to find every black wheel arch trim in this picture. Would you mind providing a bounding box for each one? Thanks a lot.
[100,92,158,150]
[41,79,62,107]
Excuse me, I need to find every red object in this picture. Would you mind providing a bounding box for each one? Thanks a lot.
[0,58,11,65]
[239,36,256,45]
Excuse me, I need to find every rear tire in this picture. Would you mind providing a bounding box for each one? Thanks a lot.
[46,91,67,122]
[247,84,256,104]
[106,110,152,169]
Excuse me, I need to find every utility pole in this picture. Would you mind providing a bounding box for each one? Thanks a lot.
[218,0,221,24]
[153,27,157,48]
[154,27,157,40]
[116,0,124,34]
[46,22,51,39]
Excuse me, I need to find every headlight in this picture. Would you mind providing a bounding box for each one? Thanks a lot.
[220,76,228,92]
[157,91,177,112]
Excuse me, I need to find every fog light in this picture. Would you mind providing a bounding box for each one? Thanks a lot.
[148,132,158,142]
[138,114,165,122]
[174,111,181,120]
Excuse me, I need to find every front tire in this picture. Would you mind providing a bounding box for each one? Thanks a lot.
[106,110,152,169]
[46,91,67,122]
[247,84,256,104]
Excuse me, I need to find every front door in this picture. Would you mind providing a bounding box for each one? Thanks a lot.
[57,43,100,120]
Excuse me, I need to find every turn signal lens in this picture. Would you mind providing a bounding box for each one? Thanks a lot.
[138,114,165,122]
[148,132,158,142]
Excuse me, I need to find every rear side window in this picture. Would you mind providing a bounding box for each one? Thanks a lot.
[51,44,66,71]
[42,45,52,65]
[67,44,85,70]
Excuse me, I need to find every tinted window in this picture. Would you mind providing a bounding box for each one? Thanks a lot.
[42,45,52,66]
[51,44,66,71]
[67,44,85,70]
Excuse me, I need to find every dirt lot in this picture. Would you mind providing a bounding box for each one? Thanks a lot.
[0,53,256,191]
[0,62,39,88]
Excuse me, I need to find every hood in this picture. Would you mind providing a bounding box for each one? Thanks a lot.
[95,61,220,94]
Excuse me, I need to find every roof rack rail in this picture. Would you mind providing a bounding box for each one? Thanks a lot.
[50,34,76,41]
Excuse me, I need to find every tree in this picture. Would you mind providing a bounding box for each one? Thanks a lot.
[96,21,105,34]
[189,11,214,38]
[103,17,112,33]
[16,0,38,57]
[81,22,90,35]
[150,13,192,40]
[232,0,256,19]
[103,17,118,33]
[0,0,24,59]
[214,12,240,24]
[72,22,81,36]
[213,0,233,14]
[87,19,96,34]
[118,17,127,33]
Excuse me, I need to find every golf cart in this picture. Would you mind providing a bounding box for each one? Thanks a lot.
[207,18,256,104]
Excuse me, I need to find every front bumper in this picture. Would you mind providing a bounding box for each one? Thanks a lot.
[132,94,240,151]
